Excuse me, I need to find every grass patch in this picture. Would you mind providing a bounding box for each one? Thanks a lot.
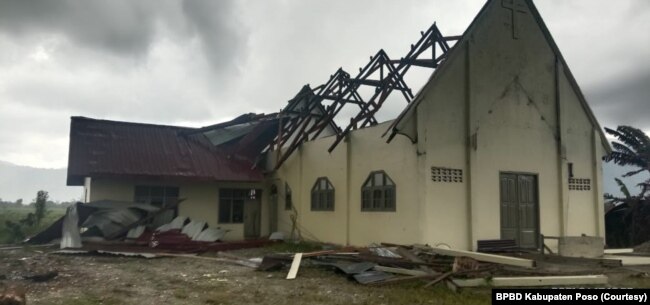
[0,206,66,244]
[377,281,491,305]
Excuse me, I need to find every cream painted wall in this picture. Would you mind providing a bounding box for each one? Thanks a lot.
[348,122,422,246]
[87,178,267,241]
[270,121,422,246]
[559,68,600,237]
[417,45,471,250]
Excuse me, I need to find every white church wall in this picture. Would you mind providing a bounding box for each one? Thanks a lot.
[347,121,422,246]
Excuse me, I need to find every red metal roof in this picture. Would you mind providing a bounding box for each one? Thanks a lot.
[67,117,264,186]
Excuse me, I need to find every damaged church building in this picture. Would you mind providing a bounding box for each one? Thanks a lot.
[66,0,610,251]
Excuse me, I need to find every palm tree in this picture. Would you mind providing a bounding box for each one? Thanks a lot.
[604,126,650,247]
[604,125,650,197]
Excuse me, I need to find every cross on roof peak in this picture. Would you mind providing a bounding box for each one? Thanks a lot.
[502,0,527,39]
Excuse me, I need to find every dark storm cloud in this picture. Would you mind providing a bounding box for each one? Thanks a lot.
[586,71,650,131]
[182,0,248,72]
[0,0,158,56]
[0,0,248,68]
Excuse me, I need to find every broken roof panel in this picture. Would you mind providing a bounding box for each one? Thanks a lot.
[66,117,265,185]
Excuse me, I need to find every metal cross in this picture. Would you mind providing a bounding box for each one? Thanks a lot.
[502,0,527,39]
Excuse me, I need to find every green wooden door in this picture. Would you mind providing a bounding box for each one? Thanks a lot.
[500,173,539,249]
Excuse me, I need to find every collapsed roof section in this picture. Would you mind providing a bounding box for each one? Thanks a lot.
[269,22,460,170]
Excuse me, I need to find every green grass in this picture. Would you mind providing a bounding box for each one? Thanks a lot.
[266,240,325,253]
[0,206,66,244]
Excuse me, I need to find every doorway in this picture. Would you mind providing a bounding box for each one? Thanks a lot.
[244,189,262,239]
[499,173,539,249]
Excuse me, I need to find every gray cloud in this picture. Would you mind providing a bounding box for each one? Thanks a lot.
[0,0,248,70]
[182,0,248,72]
[0,0,159,56]
[586,71,650,132]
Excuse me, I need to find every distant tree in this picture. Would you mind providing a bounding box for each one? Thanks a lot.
[15,198,23,206]
[34,190,49,225]
[604,126,650,247]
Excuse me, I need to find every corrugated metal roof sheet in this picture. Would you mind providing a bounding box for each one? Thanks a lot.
[67,117,264,186]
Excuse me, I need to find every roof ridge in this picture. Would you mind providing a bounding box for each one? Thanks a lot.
[71,116,199,130]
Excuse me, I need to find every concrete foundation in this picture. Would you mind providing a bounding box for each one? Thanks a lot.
[558,236,604,258]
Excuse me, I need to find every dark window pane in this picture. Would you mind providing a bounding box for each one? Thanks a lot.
[362,190,370,209]
[232,199,244,223]
[285,191,292,210]
[166,187,179,197]
[373,190,382,209]
[219,199,231,223]
[319,192,326,209]
[219,189,232,198]
[150,186,164,197]
[135,186,149,197]
[234,189,247,199]
[327,191,334,210]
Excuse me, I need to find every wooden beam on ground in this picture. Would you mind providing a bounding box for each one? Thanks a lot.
[451,275,608,287]
[286,252,303,280]
[424,271,454,288]
[373,266,433,277]
[394,247,424,263]
[368,274,437,286]
[427,247,535,268]
[604,248,634,254]
[603,255,650,266]
[301,250,336,258]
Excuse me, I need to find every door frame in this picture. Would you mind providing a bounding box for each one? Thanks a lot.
[499,171,541,250]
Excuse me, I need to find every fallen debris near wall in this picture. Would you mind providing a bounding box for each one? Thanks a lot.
[254,243,650,290]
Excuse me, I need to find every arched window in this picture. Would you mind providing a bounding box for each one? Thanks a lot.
[311,177,334,211]
[362,171,396,211]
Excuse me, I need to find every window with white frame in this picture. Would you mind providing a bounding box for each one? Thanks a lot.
[311,177,334,211]
[361,171,396,211]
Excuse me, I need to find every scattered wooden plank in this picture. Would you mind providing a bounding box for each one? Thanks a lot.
[368,274,436,286]
[395,247,425,263]
[604,248,634,254]
[286,252,303,279]
[301,250,336,258]
[427,247,535,268]
[423,271,454,288]
[532,254,622,267]
[373,266,432,277]
[451,275,608,287]
[603,255,650,266]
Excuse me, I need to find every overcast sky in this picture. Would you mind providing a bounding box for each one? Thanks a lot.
[0,0,648,169]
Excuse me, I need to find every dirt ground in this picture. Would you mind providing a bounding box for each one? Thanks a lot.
[0,245,493,305]
[1,244,649,305]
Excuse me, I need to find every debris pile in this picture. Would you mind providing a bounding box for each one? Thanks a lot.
[25,200,275,255]
[255,242,643,290]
